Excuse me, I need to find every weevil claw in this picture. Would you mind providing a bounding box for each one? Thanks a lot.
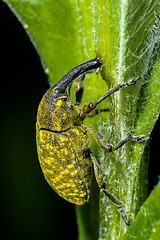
[121,76,141,88]
[132,135,150,142]
[118,206,130,226]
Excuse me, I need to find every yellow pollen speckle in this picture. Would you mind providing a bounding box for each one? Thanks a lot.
[56,100,62,107]
[68,164,74,169]
[79,192,85,197]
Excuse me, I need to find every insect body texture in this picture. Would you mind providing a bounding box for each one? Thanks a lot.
[36,58,149,225]
[37,125,92,205]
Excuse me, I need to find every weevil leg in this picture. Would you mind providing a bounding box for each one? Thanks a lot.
[84,127,149,224]
[80,76,141,118]
[73,74,85,104]
[73,68,104,105]
[84,126,113,152]
[90,153,130,225]
[84,126,149,152]
[85,108,110,119]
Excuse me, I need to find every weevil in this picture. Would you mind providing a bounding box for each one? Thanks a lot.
[36,58,149,225]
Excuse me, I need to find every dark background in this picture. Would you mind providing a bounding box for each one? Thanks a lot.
[0,2,77,240]
[0,1,159,240]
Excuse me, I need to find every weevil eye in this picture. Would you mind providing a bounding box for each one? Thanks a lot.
[54,88,66,94]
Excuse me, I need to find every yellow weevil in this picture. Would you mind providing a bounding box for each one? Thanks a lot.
[36,58,149,225]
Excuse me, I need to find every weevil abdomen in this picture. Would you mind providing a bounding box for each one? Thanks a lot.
[36,125,92,205]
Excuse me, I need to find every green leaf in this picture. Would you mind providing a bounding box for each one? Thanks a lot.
[3,0,160,239]
[97,1,160,239]
[3,0,88,83]
[123,182,160,240]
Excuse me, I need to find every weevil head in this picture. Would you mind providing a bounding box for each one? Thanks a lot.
[46,85,68,102]
[36,84,80,132]
[36,58,102,132]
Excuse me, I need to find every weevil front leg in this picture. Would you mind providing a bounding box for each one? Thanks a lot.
[90,153,130,225]
[84,108,110,119]
[73,64,101,105]
[73,74,85,104]
[80,76,140,118]
[73,74,110,116]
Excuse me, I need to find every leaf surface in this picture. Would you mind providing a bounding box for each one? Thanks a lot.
[123,182,160,240]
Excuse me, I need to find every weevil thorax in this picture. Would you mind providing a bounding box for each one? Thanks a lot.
[37,85,80,132]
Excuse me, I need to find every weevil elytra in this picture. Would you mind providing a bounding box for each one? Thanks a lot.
[36,58,149,225]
